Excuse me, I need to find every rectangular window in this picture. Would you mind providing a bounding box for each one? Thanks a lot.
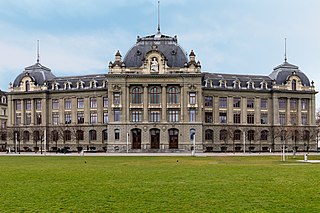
[233,113,241,124]
[189,109,196,122]
[1,121,6,129]
[168,110,179,122]
[204,96,213,107]
[16,113,21,125]
[205,112,212,123]
[189,92,196,104]
[261,113,268,124]
[219,97,227,108]
[290,99,297,110]
[279,99,286,109]
[52,113,59,125]
[261,98,268,109]
[77,112,84,124]
[25,99,31,110]
[90,112,97,124]
[36,112,42,125]
[103,111,108,124]
[233,97,241,108]
[64,98,72,109]
[301,99,308,110]
[52,99,59,110]
[290,113,297,125]
[279,113,286,125]
[132,110,142,122]
[16,100,21,111]
[115,130,120,140]
[247,98,254,108]
[114,93,120,105]
[150,111,160,122]
[77,98,84,109]
[26,113,31,125]
[103,96,108,108]
[90,97,97,108]
[114,109,120,122]
[219,112,227,124]
[302,113,308,125]
[36,99,42,110]
[247,114,254,124]
[65,113,72,124]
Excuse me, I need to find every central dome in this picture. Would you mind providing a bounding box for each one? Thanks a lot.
[123,32,188,68]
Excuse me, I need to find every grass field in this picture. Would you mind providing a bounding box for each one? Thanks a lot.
[1,155,320,212]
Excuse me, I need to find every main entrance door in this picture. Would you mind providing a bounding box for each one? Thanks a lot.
[150,129,160,149]
[131,128,141,149]
[169,128,179,149]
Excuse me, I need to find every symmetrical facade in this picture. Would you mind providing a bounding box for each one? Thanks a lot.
[5,30,317,153]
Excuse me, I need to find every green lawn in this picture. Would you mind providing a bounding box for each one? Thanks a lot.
[1,155,320,212]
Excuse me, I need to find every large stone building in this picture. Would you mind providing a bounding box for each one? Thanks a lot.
[0,90,7,151]
[6,29,317,153]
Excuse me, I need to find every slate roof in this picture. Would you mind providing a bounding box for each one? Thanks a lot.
[123,32,188,68]
[13,63,56,87]
[269,61,310,86]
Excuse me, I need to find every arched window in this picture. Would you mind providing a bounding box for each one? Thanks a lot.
[248,130,255,141]
[64,130,71,141]
[76,130,84,141]
[52,130,59,142]
[89,130,97,141]
[303,130,310,141]
[102,129,108,141]
[26,81,30,92]
[167,87,180,104]
[292,130,299,142]
[260,130,268,141]
[281,130,287,141]
[114,129,120,140]
[234,130,241,141]
[149,87,161,104]
[292,79,297,91]
[33,131,40,142]
[23,131,30,142]
[205,129,213,141]
[131,87,142,104]
[190,128,196,141]
[220,129,227,141]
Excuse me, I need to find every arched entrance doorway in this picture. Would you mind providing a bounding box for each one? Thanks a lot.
[169,128,179,149]
[131,128,141,149]
[150,128,160,149]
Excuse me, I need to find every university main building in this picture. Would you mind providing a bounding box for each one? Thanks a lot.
[6,28,317,153]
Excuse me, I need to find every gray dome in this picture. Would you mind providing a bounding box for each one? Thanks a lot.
[13,63,56,87]
[269,61,310,86]
[123,32,188,68]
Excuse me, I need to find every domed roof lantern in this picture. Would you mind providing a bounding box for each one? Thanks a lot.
[189,50,196,62]
[115,50,122,61]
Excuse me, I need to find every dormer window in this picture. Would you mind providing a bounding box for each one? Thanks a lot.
[103,81,108,88]
[52,82,59,90]
[292,79,296,91]
[25,81,30,92]
[260,81,268,89]
[219,80,227,88]
[247,80,255,89]
[64,82,72,90]
[90,80,97,88]
[1,96,7,104]
[233,80,241,89]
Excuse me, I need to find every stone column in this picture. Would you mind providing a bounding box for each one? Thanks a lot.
[71,97,77,124]
[272,95,279,125]
[31,99,35,125]
[59,98,64,124]
[241,97,247,124]
[161,84,167,122]
[42,98,47,126]
[84,97,90,124]
[227,96,233,124]
[286,98,291,125]
[8,95,13,126]
[180,85,184,122]
[21,99,25,125]
[255,97,260,124]
[143,84,148,122]
[297,99,301,125]
[214,96,219,123]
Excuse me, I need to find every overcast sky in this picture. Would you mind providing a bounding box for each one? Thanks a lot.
[1,0,320,105]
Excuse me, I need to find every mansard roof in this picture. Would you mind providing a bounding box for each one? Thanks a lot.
[123,32,188,68]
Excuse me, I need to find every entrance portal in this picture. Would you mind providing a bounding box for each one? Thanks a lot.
[169,128,179,149]
[150,129,160,149]
[131,128,141,149]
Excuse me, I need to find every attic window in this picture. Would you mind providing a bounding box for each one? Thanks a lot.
[219,80,227,88]
[65,82,72,90]
[1,96,6,104]
[292,79,297,91]
[247,81,254,89]
[260,81,268,89]
[25,81,30,92]
[233,80,241,89]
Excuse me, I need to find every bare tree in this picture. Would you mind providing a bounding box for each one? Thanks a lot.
[69,125,84,152]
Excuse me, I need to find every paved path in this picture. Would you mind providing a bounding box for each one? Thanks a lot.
[1,151,320,157]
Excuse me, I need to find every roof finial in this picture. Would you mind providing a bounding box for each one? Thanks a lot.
[284,38,287,62]
[157,1,161,34]
[37,40,40,63]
